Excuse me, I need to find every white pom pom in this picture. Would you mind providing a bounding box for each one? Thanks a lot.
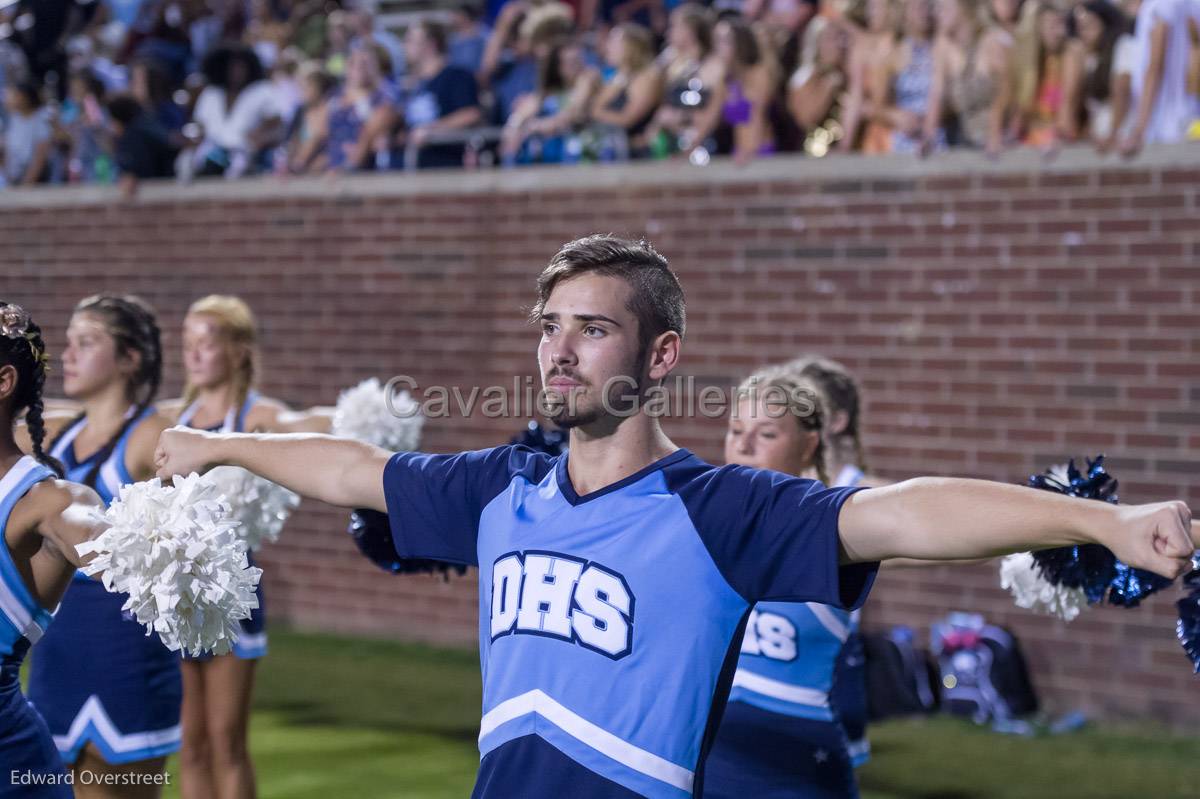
[999,552,1087,621]
[207,466,300,551]
[332,377,424,451]
[76,473,262,655]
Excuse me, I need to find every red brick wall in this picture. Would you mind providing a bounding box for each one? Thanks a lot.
[4,148,1198,726]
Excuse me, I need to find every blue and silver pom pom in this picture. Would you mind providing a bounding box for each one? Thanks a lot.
[1028,457,1173,608]
[1176,562,1200,673]
[1002,455,1200,672]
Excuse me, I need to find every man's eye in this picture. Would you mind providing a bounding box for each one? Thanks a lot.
[585,326,604,337]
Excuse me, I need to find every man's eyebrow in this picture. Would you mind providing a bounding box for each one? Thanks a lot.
[539,312,623,327]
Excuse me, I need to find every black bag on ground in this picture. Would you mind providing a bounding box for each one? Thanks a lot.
[863,626,939,721]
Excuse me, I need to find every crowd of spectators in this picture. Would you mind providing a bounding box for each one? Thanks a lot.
[0,0,1197,192]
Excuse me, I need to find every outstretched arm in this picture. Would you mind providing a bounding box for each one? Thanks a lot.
[838,477,1196,579]
[155,427,389,511]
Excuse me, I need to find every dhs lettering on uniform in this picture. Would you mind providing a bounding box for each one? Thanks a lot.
[489,550,635,659]
[740,609,797,661]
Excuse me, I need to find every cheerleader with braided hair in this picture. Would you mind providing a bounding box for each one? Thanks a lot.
[24,295,180,799]
[0,303,138,796]
[3,305,62,480]
[788,355,880,490]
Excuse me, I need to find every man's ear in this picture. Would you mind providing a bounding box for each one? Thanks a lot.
[646,331,681,382]
[829,408,850,436]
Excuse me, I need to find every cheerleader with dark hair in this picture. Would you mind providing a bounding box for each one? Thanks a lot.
[23,295,179,799]
[0,301,83,798]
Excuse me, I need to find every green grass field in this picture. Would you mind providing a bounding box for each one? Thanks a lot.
[154,629,1198,798]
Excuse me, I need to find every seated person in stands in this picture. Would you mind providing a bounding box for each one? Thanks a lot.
[107,92,177,196]
[188,43,285,178]
[501,37,601,165]
[586,23,665,158]
[401,20,484,169]
[644,3,725,158]
[307,42,399,173]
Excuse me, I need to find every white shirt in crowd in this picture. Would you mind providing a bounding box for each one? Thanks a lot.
[192,79,282,151]
[1129,0,1199,143]
[1088,32,1138,140]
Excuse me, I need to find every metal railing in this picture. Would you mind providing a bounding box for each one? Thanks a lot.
[402,126,506,171]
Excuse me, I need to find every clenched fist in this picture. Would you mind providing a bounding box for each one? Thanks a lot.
[1100,501,1199,580]
[155,426,221,481]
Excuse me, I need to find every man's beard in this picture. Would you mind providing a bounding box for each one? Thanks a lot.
[542,351,647,429]
[546,399,604,429]
[541,380,610,428]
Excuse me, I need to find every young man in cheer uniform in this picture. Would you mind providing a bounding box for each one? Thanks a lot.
[153,235,1197,799]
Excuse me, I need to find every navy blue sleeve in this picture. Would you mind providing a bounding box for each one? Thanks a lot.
[382,444,543,566]
[670,461,877,607]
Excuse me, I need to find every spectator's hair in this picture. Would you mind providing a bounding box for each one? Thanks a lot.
[71,70,107,101]
[273,46,304,77]
[415,19,450,56]
[721,18,762,69]
[735,364,830,484]
[0,303,64,476]
[522,3,575,48]
[985,0,1024,27]
[8,80,42,111]
[451,0,483,20]
[859,0,903,36]
[673,4,715,56]
[353,40,393,79]
[538,41,573,95]
[105,93,144,126]
[945,0,987,42]
[616,23,656,73]
[844,0,869,27]
[50,296,162,488]
[180,295,259,419]
[529,235,686,354]
[131,56,177,106]
[1067,0,1125,102]
[787,354,870,474]
[1011,0,1050,114]
[298,60,336,98]
[201,42,266,89]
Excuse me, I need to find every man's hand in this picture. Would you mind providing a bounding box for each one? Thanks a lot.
[155,426,219,480]
[1099,501,1197,579]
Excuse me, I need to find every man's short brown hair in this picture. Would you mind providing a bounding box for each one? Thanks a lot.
[530,235,686,352]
